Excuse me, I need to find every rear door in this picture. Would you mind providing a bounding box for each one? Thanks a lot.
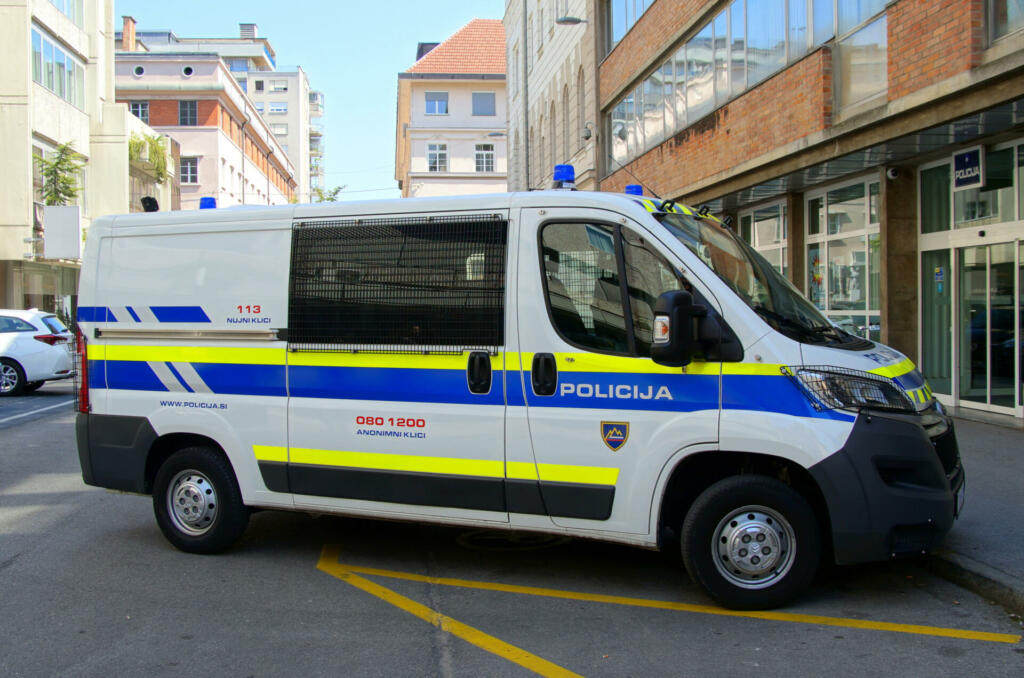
[513,208,721,534]
[284,211,512,523]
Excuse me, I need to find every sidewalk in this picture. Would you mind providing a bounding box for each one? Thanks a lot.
[926,414,1024,615]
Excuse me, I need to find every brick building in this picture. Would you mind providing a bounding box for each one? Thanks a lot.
[589,0,1024,421]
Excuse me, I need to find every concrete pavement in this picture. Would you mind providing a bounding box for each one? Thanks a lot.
[928,413,1024,617]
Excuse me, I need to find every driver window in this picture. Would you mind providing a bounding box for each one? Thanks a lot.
[621,227,683,355]
[540,223,629,353]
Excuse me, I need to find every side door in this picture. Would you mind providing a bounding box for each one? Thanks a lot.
[514,208,721,534]
[283,211,511,523]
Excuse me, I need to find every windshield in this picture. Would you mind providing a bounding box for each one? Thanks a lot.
[656,211,866,346]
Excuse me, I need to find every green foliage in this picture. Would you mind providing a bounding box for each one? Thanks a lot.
[312,185,346,202]
[35,142,85,206]
[128,133,145,161]
[128,132,168,184]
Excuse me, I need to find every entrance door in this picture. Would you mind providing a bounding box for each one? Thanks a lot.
[957,243,1018,409]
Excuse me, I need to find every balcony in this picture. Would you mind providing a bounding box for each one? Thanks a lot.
[310,123,323,138]
[309,91,324,117]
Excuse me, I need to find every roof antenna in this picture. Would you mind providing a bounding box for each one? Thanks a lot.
[607,152,663,201]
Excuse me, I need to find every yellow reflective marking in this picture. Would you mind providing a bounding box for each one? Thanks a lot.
[317,547,582,678]
[253,445,288,463]
[537,463,618,486]
[722,363,786,376]
[331,558,1021,645]
[290,351,502,371]
[86,344,106,360]
[640,198,658,212]
[505,461,539,481]
[869,358,916,379]
[288,447,505,479]
[99,344,285,365]
[520,352,683,375]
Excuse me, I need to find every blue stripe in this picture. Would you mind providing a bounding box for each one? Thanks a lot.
[104,361,169,392]
[87,361,107,389]
[164,362,194,393]
[895,369,926,391]
[525,371,719,412]
[723,375,856,422]
[150,306,211,323]
[77,306,117,322]
[506,370,526,407]
[289,366,505,405]
[126,306,141,322]
[191,363,287,397]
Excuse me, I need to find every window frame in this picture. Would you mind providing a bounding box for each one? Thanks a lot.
[471,91,496,116]
[268,101,288,115]
[129,101,149,124]
[537,219,684,357]
[180,156,199,184]
[425,91,449,116]
[475,144,495,173]
[427,143,448,172]
[179,100,198,126]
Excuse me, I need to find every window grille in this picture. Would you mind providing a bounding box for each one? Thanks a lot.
[288,214,508,354]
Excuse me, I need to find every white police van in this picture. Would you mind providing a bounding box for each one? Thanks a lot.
[74,178,963,609]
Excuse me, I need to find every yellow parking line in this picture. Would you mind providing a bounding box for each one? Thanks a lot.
[328,555,1020,645]
[316,546,581,678]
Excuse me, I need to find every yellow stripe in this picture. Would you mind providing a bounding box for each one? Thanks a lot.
[868,358,916,379]
[290,351,502,371]
[99,344,285,365]
[86,344,106,360]
[257,447,616,485]
[317,547,582,677]
[523,352,683,375]
[505,461,539,481]
[338,559,1021,645]
[289,447,505,479]
[253,445,288,463]
[537,463,618,486]
[722,363,786,376]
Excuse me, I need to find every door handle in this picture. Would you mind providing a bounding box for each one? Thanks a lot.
[531,352,557,396]
[467,351,492,394]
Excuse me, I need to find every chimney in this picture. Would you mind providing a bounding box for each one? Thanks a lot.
[240,23,258,39]
[122,15,136,52]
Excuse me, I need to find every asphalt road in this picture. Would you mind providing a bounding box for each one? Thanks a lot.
[1,388,1022,677]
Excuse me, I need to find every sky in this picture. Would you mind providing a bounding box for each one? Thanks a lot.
[114,0,508,200]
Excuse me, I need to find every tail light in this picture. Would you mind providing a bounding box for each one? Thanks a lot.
[34,334,63,345]
[75,329,90,413]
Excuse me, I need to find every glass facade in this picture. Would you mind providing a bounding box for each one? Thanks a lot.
[31,27,85,109]
[739,202,788,277]
[991,0,1024,40]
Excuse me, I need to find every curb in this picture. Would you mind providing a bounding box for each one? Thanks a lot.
[927,550,1024,617]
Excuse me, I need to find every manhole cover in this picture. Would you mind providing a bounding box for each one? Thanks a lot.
[457,530,571,552]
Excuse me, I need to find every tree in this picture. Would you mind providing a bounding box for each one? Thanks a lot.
[36,142,86,206]
[311,185,347,202]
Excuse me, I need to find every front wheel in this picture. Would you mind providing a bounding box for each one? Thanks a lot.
[153,447,249,553]
[682,476,820,610]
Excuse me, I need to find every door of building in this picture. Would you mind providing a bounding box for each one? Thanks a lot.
[955,242,1019,411]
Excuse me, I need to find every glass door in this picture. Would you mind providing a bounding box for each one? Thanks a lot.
[956,243,1019,410]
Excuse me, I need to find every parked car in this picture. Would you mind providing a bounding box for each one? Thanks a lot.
[0,309,74,395]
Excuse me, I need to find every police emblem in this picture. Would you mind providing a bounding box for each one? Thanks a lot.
[601,422,629,451]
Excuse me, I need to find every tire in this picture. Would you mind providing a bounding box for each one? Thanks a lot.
[0,359,26,396]
[681,475,820,610]
[22,381,44,393]
[152,446,250,554]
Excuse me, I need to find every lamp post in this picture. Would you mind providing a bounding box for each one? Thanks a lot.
[521,0,530,190]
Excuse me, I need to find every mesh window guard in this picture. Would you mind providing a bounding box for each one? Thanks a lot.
[288,214,507,354]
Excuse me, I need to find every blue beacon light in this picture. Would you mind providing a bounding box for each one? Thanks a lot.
[552,164,576,189]
[624,184,643,195]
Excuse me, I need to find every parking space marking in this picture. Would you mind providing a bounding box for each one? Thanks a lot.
[317,545,582,678]
[0,399,73,425]
[318,546,1020,645]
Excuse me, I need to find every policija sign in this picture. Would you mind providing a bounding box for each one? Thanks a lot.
[953,146,985,191]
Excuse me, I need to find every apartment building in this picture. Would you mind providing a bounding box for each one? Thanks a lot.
[504,0,600,190]
[117,21,317,204]
[117,19,296,209]
[544,0,1024,421]
[0,0,175,314]
[395,19,508,198]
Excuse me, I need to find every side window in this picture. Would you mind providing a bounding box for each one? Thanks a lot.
[540,223,628,353]
[0,316,36,332]
[289,215,507,353]
[621,228,683,355]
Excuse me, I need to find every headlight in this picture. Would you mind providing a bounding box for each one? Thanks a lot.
[782,366,915,413]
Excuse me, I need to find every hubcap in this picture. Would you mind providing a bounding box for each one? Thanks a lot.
[712,505,796,590]
[167,469,218,536]
[0,364,18,393]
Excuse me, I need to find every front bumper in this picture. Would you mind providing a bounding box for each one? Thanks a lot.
[808,409,964,565]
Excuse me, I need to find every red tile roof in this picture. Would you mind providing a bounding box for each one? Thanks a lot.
[406,19,506,75]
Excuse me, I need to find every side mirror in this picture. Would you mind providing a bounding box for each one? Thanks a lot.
[651,290,707,367]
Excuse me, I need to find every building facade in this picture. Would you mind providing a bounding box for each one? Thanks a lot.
[395,19,508,198]
[504,0,601,190]
[117,21,296,209]
[589,0,1024,421]
[0,0,174,315]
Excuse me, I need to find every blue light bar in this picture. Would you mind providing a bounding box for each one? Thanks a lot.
[625,184,643,195]
[199,197,217,209]
[553,164,575,183]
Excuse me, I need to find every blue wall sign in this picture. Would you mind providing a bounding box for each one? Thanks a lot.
[953,147,984,191]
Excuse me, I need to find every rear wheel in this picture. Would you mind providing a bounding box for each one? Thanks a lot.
[0,359,25,396]
[153,446,249,553]
[682,475,820,610]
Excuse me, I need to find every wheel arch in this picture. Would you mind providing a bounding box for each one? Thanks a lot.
[657,450,833,561]
[144,432,228,494]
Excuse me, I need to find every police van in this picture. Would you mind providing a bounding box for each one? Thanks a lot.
[74,181,964,610]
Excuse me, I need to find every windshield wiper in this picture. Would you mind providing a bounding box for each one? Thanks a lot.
[753,306,830,341]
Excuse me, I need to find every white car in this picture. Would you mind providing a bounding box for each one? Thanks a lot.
[0,308,74,395]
